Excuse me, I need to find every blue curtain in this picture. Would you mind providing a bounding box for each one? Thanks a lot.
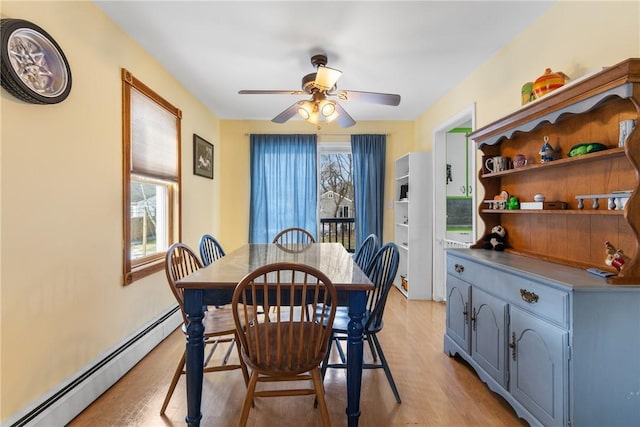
[351,134,386,249]
[249,134,318,243]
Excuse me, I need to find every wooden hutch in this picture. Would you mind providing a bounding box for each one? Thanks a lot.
[472,58,640,280]
[444,58,640,427]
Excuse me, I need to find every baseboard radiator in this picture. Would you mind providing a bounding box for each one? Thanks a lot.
[3,307,182,427]
[444,239,472,249]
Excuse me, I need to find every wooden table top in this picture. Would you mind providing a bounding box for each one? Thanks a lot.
[177,243,373,291]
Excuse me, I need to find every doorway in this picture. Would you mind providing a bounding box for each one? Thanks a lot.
[432,105,476,302]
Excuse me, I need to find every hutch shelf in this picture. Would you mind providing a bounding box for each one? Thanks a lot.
[469,57,640,284]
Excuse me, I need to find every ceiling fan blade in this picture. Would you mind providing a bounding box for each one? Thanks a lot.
[334,103,356,128]
[314,66,342,91]
[239,90,305,95]
[333,90,401,106]
[271,102,300,124]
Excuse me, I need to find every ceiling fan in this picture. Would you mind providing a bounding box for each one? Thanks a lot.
[238,54,401,128]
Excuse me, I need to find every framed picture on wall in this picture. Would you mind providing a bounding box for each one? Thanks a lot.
[193,134,214,179]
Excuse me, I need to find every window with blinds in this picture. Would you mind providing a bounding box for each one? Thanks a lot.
[122,69,182,285]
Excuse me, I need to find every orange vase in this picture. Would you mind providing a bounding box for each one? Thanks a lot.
[533,68,566,98]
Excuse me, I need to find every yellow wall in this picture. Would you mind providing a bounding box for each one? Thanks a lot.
[219,120,414,252]
[418,1,640,148]
[1,0,639,422]
[415,1,640,234]
[0,0,221,419]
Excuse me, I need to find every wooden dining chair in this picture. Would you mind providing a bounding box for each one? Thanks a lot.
[232,262,337,427]
[272,227,316,244]
[161,243,249,415]
[199,234,226,266]
[320,242,402,403]
[353,233,380,273]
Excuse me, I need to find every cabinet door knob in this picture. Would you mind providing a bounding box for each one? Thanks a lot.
[454,263,464,273]
[520,288,539,304]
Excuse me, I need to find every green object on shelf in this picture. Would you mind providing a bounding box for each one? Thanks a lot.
[507,196,520,210]
[568,142,608,157]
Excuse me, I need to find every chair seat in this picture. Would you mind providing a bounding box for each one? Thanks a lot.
[203,305,241,335]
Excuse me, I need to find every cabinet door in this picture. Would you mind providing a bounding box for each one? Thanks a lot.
[471,287,508,388]
[509,306,568,427]
[446,274,470,353]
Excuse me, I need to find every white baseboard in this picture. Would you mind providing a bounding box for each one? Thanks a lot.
[3,307,182,427]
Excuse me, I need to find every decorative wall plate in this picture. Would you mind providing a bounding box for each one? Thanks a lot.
[0,18,72,104]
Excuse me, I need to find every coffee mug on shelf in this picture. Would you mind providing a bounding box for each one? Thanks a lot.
[485,156,511,173]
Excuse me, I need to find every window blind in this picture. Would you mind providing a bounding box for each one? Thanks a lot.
[130,87,178,180]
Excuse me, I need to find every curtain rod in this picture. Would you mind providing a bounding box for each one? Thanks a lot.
[318,133,390,137]
[242,133,390,136]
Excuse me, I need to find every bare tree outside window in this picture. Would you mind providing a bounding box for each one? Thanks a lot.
[319,153,354,218]
[319,152,356,251]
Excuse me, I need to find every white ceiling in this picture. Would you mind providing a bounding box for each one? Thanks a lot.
[94,1,554,124]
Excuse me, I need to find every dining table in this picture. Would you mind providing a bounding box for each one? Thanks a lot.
[176,242,374,427]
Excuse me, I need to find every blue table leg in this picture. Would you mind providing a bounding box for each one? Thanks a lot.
[346,289,366,427]
[183,289,204,427]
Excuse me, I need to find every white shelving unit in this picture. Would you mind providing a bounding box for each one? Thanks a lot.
[393,152,432,300]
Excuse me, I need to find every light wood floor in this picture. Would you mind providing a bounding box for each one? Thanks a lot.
[68,287,528,426]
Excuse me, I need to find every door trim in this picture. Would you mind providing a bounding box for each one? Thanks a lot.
[432,104,476,302]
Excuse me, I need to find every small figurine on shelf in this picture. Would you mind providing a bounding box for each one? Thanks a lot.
[482,225,507,251]
[539,136,556,163]
[604,241,617,266]
[612,249,630,271]
[507,196,520,210]
[604,241,631,271]
[521,82,534,105]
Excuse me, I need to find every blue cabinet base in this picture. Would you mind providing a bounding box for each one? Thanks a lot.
[445,249,640,427]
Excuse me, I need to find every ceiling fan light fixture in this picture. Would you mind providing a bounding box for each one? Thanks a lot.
[307,108,320,124]
[314,66,342,91]
[318,99,336,117]
[297,100,314,120]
